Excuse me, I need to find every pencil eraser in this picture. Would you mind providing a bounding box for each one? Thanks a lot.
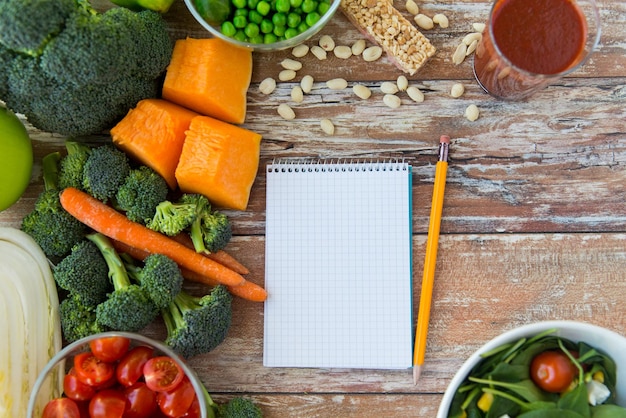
[440,135,450,144]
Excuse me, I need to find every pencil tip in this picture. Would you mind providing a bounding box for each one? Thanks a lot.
[440,135,450,144]
[413,365,422,385]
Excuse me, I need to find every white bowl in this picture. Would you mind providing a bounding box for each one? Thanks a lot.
[437,320,626,418]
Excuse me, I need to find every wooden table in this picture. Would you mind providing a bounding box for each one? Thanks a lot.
[2,0,625,416]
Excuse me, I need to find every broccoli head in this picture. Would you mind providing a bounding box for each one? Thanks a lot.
[60,294,109,343]
[21,152,86,259]
[116,165,169,224]
[181,194,233,253]
[126,253,184,310]
[0,0,77,56]
[146,199,197,236]
[219,397,263,418]
[0,0,172,137]
[54,239,111,307]
[89,233,158,332]
[58,140,92,190]
[162,285,233,359]
[83,145,131,202]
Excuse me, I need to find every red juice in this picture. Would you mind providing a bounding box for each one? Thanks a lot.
[474,0,589,100]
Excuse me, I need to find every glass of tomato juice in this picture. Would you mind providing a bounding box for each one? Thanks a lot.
[473,0,601,100]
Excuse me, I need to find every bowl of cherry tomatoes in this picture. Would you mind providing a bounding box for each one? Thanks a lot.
[437,320,626,418]
[28,332,208,418]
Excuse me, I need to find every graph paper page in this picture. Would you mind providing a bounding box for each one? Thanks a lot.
[263,161,413,369]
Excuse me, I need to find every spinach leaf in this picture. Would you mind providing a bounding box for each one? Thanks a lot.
[591,404,626,418]
[469,377,556,403]
[518,409,587,418]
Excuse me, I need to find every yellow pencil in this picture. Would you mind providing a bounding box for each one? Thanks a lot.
[413,134,450,385]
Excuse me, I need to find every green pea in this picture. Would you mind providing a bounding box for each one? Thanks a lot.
[289,0,302,8]
[221,20,237,36]
[195,0,231,25]
[275,0,290,13]
[234,29,247,41]
[249,34,264,43]
[234,8,248,16]
[233,15,247,28]
[272,12,287,26]
[273,24,286,36]
[284,27,299,38]
[317,1,329,14]
[232,0,246,8]
[256,0,271,15]
[249,9,263,23]
[301,0,317,13]
[247,0,259,9]
[305,11,320,26]
[260,18,274,33]
[286,12,301,27]
[264,33,278,43]
[297,21,309,33]
[244,21,260,38]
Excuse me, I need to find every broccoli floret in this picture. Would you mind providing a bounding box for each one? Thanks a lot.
[162,285,233,359]
[58,140,92,190]
[116,166,169,224]
[0,1,172,137]
[219,397,263,418]
[54,240,111,307]
[181,194,233,253]
[90,233,158,332]
[126,253,184,310]
[0,0,77,56]
[83,145,131,203]
[21,152,86,259]
[146,200,197,236]
[59,293,109,343]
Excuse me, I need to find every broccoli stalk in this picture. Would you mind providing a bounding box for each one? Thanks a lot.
[182,194,233,254]
[90,233,158,332]
[58,140,91,190]
[146,199,197,236]
[53,239,111,307]
[124,253,184,310]
[21,151,86,259]
[162,285,233,359]
[115,165,169,224]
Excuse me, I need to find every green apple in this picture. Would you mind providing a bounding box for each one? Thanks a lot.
[0,106,33,211]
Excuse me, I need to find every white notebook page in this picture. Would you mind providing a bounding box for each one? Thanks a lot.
[263,161,413,369]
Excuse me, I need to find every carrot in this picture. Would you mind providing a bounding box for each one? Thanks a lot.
[171,233,250,275]
[59,187,245,287]
[111,239,266,302]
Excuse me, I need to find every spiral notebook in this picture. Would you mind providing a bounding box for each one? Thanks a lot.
[263,160,413,369]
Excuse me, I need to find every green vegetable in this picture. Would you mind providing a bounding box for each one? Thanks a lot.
[83,144,131,203]
[0,106,33,211]
[182,194,233,254]
[0,0,172,137]
[58,141,91,191]
[195,0,232,25]
[109,0,177,13]
[162,285,233,359]
[91,233,158,332]
[53,239,111,308]
[21,152,86,259]
[115,165,169,224]
[125,253,184,310]
[146,199,197,236]
[59,293,109,343]
[219,397,264,418]
[447,331,625,418]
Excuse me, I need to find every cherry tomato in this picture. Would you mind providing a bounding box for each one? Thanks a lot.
[530,350,578,393]
[143,356,185,392]
[89,336,131,363]
[64,368,96,401]
[74,352,115,387]
[42,397,81,418]
[116,345,155,387]
[157,377,197,417]
[123,382,158,418]
[88,389,127,418]
[180,395,202,418]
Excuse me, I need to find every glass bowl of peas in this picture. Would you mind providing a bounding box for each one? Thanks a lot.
[184,0,340,51]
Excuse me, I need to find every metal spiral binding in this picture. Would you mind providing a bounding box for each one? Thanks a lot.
[267,159,408,173]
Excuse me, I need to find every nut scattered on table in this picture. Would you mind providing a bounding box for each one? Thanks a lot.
[327,78,348,90]
[465,104,480,121]
[278,103,296,120]
[433,13,449,28]
[351,39,367,55]
[450,83,465,98]
[281,58,303,71]
[362,46,383,62]
[383,94,402,109]
[292,44,309,58]
[406,86,425,102]
[334,45,353,59]
[405,0,419,15]
[414,14,434,30]
[353,84,372,99]
[452,43,468,65]
[319,35,335,51]
[310,45,328,60]
[259,77,276,95]
[301,75,314,93]
[380,81,399,94]
[321,118,335,135]
[279,69,297,81]
[397,75,408,91]
[291,86,304,103]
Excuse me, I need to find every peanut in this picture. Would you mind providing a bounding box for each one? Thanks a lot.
[407,86,424,102]
[320,118,335,135]
[281,58,303,71]
[397,75,409,92]
[326,78,348,90]
[380,81,399,94]
[259,77,276,95]
[333,45,353,59]
[300,75,314,93]
[353,84,372,99]
[432,13,449,28]
[362,46,383,62]
[405,0,419,15]
[291,85,304,103]
[472,22,486,33]
[319,35,335,51]
[383,94,402,109]
[414,14,434,30]
[465,104,480,121]
[310,45,327,60]
[279,69,297,81]
[278,103,296,120]
[450,83,465,98]
[292,44,309,58]
[463,32,482,46]
[452,43,467,65]
[351,39,367,56]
